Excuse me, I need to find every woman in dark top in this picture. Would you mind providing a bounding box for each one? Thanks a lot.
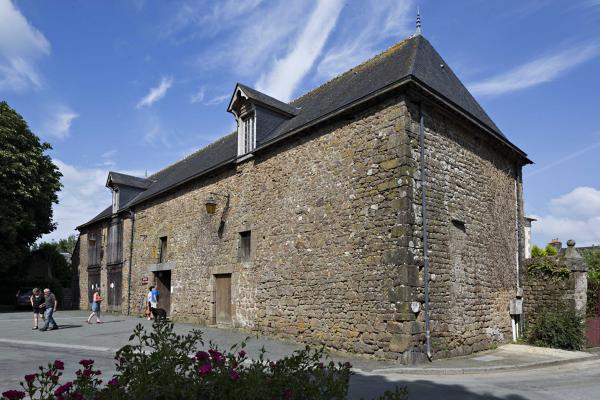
[30,288,44,330]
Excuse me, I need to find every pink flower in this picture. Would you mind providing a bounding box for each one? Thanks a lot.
[54,382,73,396]
[195,351,209,360]
[238,350,246,358]
[79,359,94,368]
[24,374,35,383]
[71,393,84,400]
[108,377,119,386]
[229,369,240,382]
[82,369,93,377]
[95,370,102,375]
[198,364,213,376]
[1,390,26,400]
[53,360,65,370]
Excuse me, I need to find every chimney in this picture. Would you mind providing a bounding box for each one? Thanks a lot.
[548,238,562,253]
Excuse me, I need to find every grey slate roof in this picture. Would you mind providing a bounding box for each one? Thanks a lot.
[107,171,153,189]
[78,34,529,230]
[235,84,299,116]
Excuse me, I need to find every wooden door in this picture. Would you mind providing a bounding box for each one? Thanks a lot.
[87,269,100,306]
[107,267,122,311]
[155,270,171,315]
[215,274,232,325]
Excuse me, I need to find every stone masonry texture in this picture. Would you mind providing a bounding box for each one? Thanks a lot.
[78,88,525,362]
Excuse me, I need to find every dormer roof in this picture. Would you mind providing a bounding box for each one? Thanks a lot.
[106,171,153,190]
[227,83,299,118]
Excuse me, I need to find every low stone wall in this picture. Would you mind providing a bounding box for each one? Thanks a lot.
[523,242,587,329]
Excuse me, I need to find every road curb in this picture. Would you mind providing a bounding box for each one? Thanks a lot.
[368,354,600,375]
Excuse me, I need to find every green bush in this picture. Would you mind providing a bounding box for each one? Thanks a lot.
[2,321,408,400]
[531,245,546,258]
[544,244,559,256]
[527,304,584,350]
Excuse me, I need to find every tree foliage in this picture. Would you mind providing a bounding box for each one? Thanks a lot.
[531,245,546,258]
[0,101,62,273]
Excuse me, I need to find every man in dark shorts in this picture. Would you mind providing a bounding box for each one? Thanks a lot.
[40,288,59,331]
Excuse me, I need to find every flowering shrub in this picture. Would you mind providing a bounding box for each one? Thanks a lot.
[2,321,407,399]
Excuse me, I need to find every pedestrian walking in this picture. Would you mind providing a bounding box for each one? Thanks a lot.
[87,289,103,324]
[39,288,59,331]
[30,288,44,330]
[147,286,158,320]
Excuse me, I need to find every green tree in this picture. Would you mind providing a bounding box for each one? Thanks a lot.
[55,234,78,254]
[0,101,62,273]
[582,248,600,285]
[545,244,559,256]
[531,245,546,258]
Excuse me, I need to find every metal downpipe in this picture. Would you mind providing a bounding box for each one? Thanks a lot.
[126,207,135,316]
[418,104,433,360]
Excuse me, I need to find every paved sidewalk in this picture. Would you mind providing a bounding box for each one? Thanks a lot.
[1,310,596,373]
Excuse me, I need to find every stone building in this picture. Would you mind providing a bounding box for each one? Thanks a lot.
[76,32,531,362]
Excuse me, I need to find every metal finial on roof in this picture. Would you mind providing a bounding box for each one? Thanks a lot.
[415,7,422,36]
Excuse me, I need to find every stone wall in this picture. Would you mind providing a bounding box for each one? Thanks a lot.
[403,92,523,358]
[523,243,588,328]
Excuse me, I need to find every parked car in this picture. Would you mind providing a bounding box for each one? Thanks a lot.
[15,287,34,310]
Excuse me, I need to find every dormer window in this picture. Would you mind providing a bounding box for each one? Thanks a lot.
[241,113,256,154]
[112,188,119,214]
[227,83,299,158]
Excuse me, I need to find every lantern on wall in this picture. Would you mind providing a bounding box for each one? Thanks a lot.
[205,195,217,214]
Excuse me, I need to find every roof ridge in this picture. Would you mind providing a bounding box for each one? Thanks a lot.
[289,36,415,106]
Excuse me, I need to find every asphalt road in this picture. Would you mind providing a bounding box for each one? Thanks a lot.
[1,311,599,399]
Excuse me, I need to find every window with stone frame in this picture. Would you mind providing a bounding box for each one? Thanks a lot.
[159,236,167,263]
[107,219,122,265]
[239,231,251,262]
[87,231,102,267]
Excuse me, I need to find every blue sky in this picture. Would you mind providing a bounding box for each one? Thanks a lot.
[2,0,600,247]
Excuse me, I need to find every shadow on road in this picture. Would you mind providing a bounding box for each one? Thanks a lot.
[351,374,530,400]
[49,324,83,330]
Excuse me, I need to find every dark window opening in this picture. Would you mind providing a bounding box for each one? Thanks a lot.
[87,231,102,267]
[451,219,466,233]
[159,236,167,263]
[239,231,251,262]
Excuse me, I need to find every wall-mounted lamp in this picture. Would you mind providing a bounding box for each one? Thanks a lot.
[205,192,230,215]
[205,195,218,214]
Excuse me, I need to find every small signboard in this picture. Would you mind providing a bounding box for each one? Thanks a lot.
[141,277,148,285]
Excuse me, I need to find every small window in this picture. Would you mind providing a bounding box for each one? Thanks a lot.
[239,231,251,262]
[451,219,466,233]
[159,236,167,263]
[112,188,119,214]
[241,113,255,154]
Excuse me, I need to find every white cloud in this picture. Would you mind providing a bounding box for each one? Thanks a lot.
[469,43,599,96]
[205,94,229,106]
[40,159,145,242]
[136,76,173,108]
[0,0,50,92]
[255,0,344,101]
[532,187,600,247]
[317,0,414,80]
[190,86,205,103]
[43,107,79,139]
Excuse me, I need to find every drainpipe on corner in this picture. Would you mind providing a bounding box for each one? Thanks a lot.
[126,207,135,316]
[418,103,432,361]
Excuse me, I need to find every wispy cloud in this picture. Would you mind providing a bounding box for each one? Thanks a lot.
[43,107,79,139]
[532,186,600,247]
[316,0,414,81]
[0,0,50,92]
[205,94,229,106]
[525,137,600,178]
[190,86,205,104]
[136,76,173,108]
[256,0,344,101]
[40,159,144,242]
[469,43,599,97]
